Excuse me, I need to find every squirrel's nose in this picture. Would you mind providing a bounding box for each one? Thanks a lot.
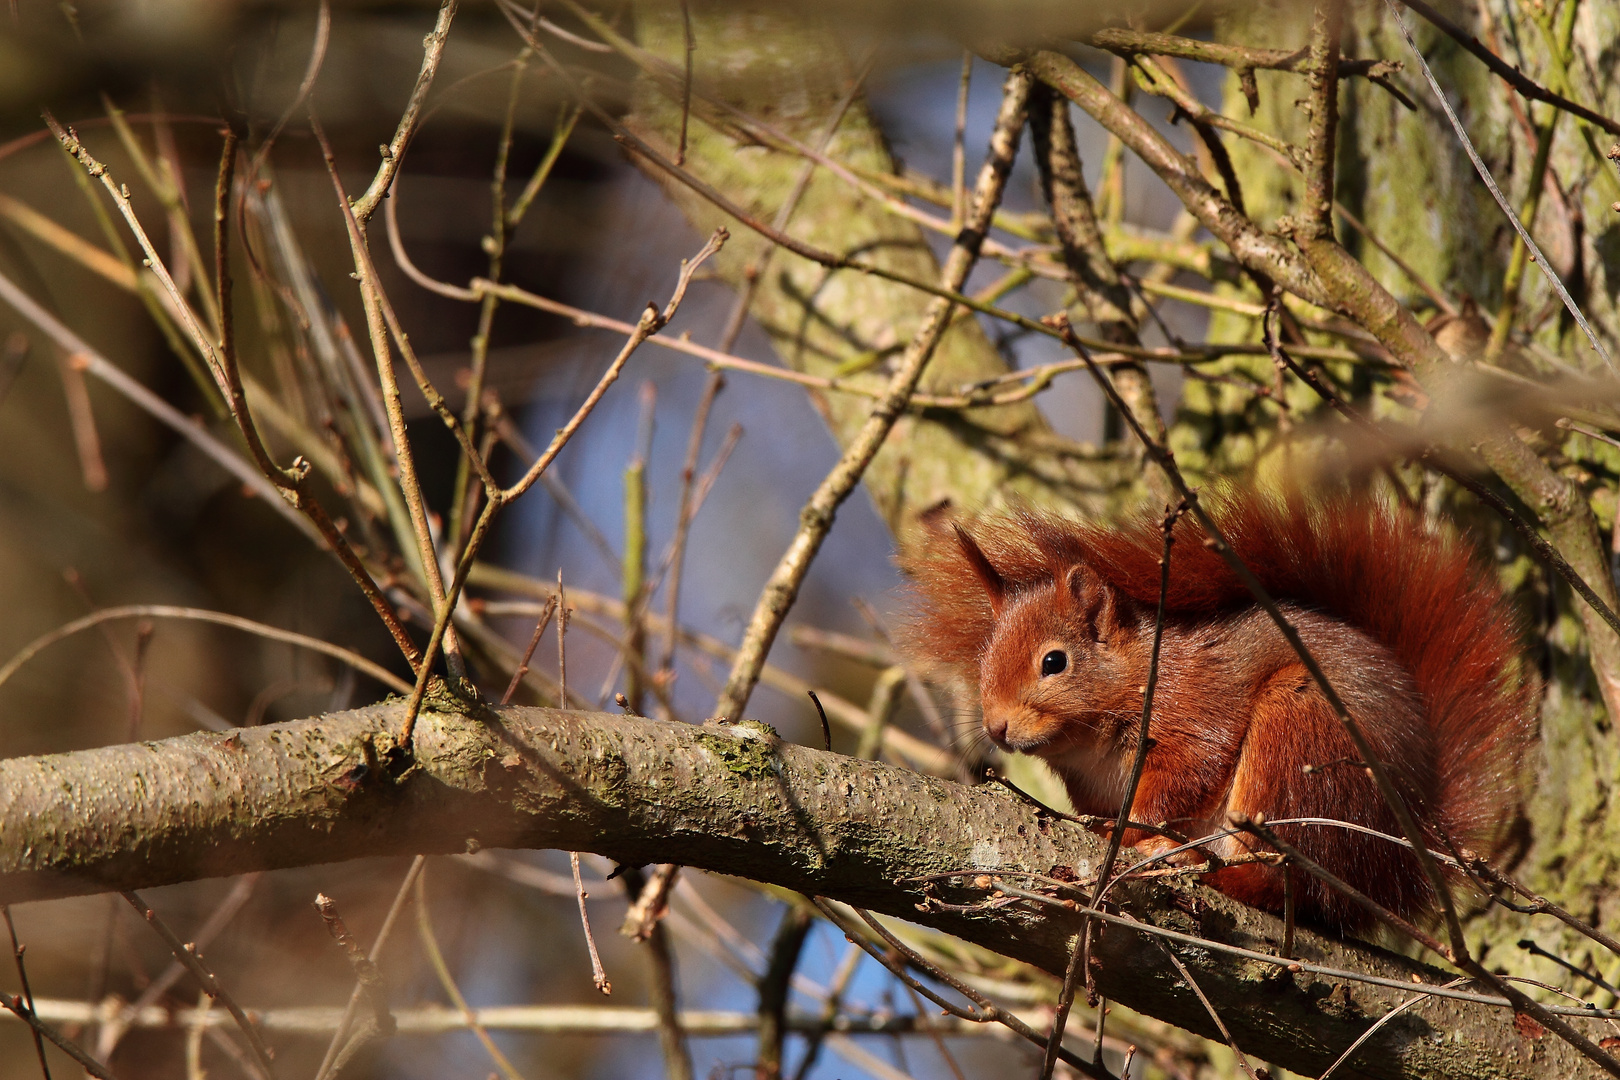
[982,710,1009,745]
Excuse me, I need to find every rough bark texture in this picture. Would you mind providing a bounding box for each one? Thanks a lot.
[1209,0,1620,1019]
[0,700,1602,1080]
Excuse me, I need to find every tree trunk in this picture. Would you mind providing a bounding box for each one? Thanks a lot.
[1212,0,1620,1003]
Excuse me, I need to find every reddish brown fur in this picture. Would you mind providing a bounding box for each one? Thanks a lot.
[900,492,1538,931]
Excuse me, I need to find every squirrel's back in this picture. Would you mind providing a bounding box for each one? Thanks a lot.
[903,491,1539,901]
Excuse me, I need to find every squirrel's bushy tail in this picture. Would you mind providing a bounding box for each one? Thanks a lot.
[1075,492,1537,854]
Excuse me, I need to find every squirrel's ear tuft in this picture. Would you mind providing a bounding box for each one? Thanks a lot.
[953,523,1007,615]
[1064,562,1109,601]
[1066,562,1128,636]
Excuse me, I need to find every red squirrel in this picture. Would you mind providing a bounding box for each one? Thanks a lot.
[902,492,1538,929]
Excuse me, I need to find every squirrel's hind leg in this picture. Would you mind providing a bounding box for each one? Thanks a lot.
[1211,664,1418,929]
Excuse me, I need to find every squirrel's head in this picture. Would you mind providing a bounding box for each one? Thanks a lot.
[956,525,1143,758]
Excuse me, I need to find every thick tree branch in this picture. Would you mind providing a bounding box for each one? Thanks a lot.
[0,703,1600,1079]
[1088,27,1398,79]
[1003,47,1329,308]
[1302,0,1345,240]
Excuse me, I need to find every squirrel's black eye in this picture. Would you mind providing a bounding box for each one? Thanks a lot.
[1040,650,1068,676]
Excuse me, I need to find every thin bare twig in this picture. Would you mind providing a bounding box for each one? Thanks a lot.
[53,348,107,491]
[44,111,230,391]
[120,892,277,1080]
[449,34,536,553]
[755,904,814,1076]
[1394,0,1620,137]
[395,227,722,730]
[313,893,393,1043]
[500,596,558,706]
[790,944,863,1080]
[350,0,459,222]
[504,230,726,503]
[1044,501,1182,1079]
[1151,936,1259,1080]
[674,0,693,165]
[318,149,502,510]
[810,900,1114,1080]
[657,372,724,683]
[1317,977,1470,1080]
[17,131,424,664]
[509,102,584,232]
[1281,863,1297,962]
[414,872,526,1080]
[1233,817,1620,1077]
[503,8,1086,344]
[312,856,426,1080]
[472,572,954,774]
[571,852,611,995]
[4,908,51,1080]
[99,96,219,336]
[1518,939,1620,997]
[1012,47,1326,306]
[618,866,692,1080]
[0,262,317,534]
[11,996,1113,1038]
[0,605,412,696]
[246,0,330,181]
[1484,2,1572,360]
[951,51,972,229]
[97,875,261,1060]
[386,195,1319,400]
[0,996,116,1080]
[309,113,470,681]
[1468,853,1620,960]
[557,570,570,706]
[391,202,724,753]
[899,979,969,1080]
[809,689,836,752]
[985,878,1620,1019]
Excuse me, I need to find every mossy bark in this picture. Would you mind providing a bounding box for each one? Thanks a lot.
[1209,0,1620,1008]
[0,701,1600,1079]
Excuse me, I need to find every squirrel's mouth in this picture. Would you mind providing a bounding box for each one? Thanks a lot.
[985,707,1124,765]
[988,727,1048,754]
[984,707,1093,756]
